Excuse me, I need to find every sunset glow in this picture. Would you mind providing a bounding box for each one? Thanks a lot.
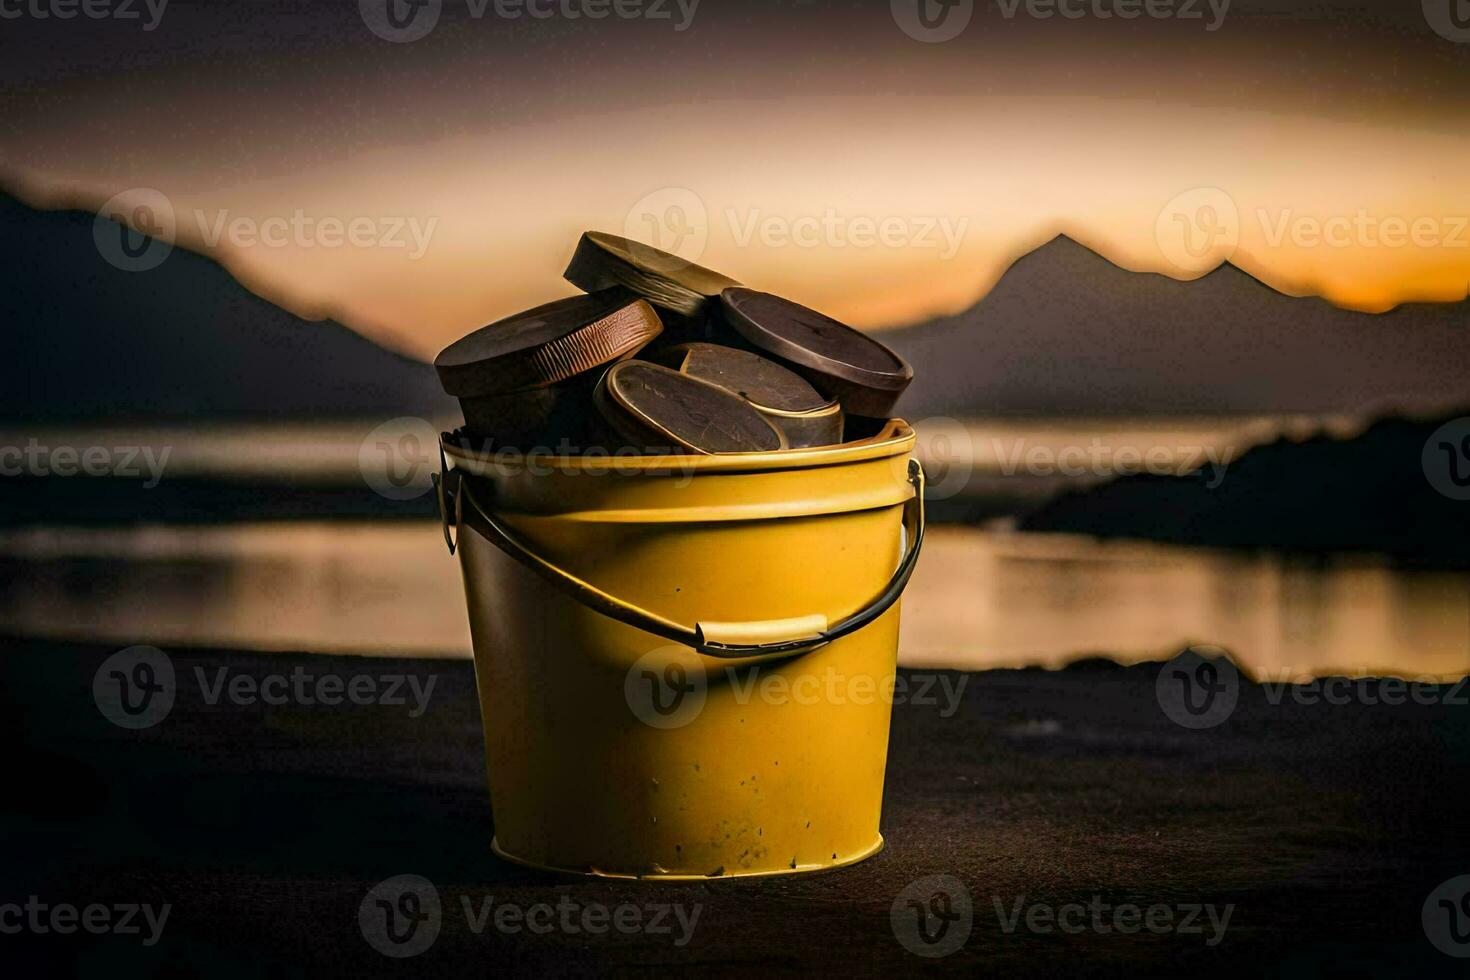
[3,4,1467,359]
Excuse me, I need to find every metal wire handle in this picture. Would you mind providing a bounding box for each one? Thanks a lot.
[435,449,925,659]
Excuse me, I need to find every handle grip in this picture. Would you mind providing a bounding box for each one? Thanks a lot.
[435,448,925,659]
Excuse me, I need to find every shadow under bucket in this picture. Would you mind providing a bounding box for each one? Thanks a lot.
[437,420,924,879]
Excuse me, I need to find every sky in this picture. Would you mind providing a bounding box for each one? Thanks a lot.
[2,0,1468,360]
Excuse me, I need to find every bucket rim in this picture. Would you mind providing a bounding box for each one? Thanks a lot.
[443,418,916,476]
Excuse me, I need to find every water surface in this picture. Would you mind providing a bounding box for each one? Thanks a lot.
[3,523,1464,680]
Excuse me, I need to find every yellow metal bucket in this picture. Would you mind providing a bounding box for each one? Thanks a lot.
[437,420,924,880]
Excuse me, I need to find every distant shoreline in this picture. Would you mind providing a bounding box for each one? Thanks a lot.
[1023,412,1470,569]
[6,411,1469,569]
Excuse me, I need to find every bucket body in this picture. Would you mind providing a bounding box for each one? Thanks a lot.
[444,421,919,879]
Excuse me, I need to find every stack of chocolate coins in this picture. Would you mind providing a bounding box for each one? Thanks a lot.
[434,232,914,455]
[649,343,843,448]
[564,231,739,341]
[434,289,662,451]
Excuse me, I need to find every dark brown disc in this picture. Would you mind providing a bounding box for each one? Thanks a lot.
[652,343,844,448]
[564,231,740,319]
[434,288,662,398]
[655,343,829,413]
[597,361,784,454]
[718,287,913,417]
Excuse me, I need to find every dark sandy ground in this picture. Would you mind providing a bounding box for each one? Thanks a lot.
[4,638,1469,977]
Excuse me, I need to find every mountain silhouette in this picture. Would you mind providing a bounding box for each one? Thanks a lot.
[883,235,1470,418]
[0,192,453,421]
[5,192,1468,424]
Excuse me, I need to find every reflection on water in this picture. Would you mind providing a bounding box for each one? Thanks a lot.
[907,530,1469,680]
[0,523,467,657]
[1,412,1360,492]
[0,523,1465,680]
